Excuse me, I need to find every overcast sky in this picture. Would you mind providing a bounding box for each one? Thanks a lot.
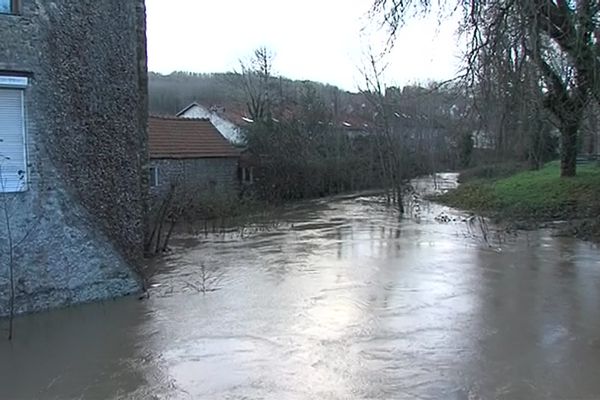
[146,0,464,91]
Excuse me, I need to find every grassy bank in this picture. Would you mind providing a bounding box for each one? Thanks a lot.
[435,162,600,238]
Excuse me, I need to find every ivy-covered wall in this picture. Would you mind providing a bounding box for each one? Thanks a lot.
[0,0,148,316]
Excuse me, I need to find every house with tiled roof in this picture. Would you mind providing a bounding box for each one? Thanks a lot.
[148,116,240,197]
[177,102,250,144]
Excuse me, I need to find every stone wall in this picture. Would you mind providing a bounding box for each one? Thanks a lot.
[150,157,239,199]
[0,0,148,316]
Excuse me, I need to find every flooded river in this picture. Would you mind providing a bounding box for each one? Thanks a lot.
[2,175,600,399]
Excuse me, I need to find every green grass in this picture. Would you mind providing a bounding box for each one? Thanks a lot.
[437,161,600,221]
[458,161,529,183]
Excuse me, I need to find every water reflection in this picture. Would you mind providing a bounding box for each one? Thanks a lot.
[0,299,163,400]
[1,183,600,399]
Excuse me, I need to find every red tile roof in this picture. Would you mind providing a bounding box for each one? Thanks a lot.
[149,116,240,159]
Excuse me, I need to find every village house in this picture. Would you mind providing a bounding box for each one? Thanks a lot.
[148,116,240,198]
[177,102,257,186]
[0,1,148,316]
[177,102,246,144]
[176,101,376,184]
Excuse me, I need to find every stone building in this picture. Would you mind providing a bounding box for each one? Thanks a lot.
[0,1,148,316]
[148,116,239,198]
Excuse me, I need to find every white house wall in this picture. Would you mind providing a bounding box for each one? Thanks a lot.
[180,105,243,144]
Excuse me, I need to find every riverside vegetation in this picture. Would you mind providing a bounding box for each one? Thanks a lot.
[435,162,600,240]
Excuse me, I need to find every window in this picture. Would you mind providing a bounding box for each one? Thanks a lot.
[241,167,254,184]
[0,86,27,193]
[208,180,217,194]
[149,167,159,187]
[0,0,18,14]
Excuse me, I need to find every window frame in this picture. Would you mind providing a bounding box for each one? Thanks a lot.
[242,167,254,184]
[208,180,217,194]
[149,166,159,188]
[0,82,28,194]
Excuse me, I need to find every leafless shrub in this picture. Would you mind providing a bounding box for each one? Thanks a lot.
[0,165,36,340]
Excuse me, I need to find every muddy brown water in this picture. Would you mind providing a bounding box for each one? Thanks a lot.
[1,175,600,399]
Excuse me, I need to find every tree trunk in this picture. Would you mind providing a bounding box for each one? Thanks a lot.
[560,122,578,177]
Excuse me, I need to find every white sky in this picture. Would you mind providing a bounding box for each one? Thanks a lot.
[146,0,464,91]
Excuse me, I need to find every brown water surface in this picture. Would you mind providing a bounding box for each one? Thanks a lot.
[2,175,600,399]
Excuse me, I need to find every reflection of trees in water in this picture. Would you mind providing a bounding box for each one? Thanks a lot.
[183,262,225,295]
[0,300,157,400]
[464,230,598,399]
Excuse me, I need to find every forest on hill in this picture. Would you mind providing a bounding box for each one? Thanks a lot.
[149,71,367,119]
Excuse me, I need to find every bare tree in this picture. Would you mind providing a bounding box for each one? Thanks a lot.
[0,165,34,340]
[0,167,17,341]
[146,182,196,256]
[371,0,600,177]
[359,51,410,212]
[239,47,275,123]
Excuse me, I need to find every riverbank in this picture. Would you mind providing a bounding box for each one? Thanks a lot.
[170,188,389,238]
[434,162,600,241]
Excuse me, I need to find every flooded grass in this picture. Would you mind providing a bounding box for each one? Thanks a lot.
[436,162,600,224]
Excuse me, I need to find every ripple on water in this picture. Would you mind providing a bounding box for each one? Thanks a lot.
[4,180,600,400]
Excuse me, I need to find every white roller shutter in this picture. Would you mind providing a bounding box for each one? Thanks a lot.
[0,89,27,192]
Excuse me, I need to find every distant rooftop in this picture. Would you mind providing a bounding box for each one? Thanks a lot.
[176,101,374,131]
